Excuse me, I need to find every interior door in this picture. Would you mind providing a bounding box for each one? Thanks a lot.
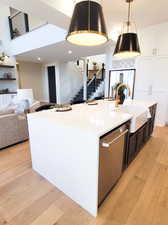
[47,66,57,103]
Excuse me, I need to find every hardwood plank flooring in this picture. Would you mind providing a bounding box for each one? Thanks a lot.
[0,127,168,225]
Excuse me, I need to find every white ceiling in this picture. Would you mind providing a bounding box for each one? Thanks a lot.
[37,0,168,30]
[38,0,168,29]
[2,0,168,33]
[16,40,114,64]
[1,0,70,30]
[102,0,168,36]
[2,0,168,63]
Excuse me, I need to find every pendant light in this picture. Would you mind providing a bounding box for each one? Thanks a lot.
[66,0,108,46]
[113,0,141,58]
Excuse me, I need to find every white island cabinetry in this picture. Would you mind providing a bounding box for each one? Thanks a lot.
[27,100,133,216]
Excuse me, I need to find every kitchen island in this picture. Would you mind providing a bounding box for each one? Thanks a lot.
[27,100,156,216]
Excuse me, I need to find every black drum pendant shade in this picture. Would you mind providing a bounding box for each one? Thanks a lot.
[113,0,141,58]
[113,32,140,58]
[66,0,108,46]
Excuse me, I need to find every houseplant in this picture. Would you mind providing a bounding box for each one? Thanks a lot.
[92,62,98,70]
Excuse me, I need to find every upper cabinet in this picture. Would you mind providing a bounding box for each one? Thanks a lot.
[139,22,168,57]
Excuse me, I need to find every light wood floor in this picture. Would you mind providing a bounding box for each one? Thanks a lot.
[0,127,168,225]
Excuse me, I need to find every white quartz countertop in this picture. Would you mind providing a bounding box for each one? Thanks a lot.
[28,100,157,137]
[123,99,157,108]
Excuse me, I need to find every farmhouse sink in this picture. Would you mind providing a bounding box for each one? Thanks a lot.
[117,104,151,133]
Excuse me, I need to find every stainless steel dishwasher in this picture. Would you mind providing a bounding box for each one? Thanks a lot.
[98,124,128,205]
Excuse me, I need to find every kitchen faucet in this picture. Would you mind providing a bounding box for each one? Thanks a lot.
[115,83,131,107]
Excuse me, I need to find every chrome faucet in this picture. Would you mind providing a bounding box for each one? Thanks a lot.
[115,83,131,107]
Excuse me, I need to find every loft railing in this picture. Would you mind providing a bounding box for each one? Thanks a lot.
[8,8,47,39]
[87,74,96,86]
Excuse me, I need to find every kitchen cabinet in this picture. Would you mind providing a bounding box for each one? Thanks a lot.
[127,132,137,165]
[136,126,145,152]
[126,104,157,166]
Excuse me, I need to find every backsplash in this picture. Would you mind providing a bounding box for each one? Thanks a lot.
[112,58,135,69]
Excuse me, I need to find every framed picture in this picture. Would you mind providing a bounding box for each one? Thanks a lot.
[108,69,136,99]
[8,11,29,39]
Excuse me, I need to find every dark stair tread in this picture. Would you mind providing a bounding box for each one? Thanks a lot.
[71,79,103,103]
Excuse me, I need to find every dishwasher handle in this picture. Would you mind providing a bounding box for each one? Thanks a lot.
[101,129,129,148]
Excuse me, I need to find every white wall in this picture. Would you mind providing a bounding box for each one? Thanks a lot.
[1,0,70,30]
[42,61,83,104]
[0,3,11,53]
[58,61,83,104]
[18,61,44,101]
[87,54,105,70]
[0,3,18,92]
[9,24,66,56]
[104,45,115,97]
[134,22,168,126]
[28,16,47,31]
[103,22,168,126]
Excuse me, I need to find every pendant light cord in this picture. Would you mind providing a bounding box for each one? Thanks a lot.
[127,1,131,33]
[88,0,91,31]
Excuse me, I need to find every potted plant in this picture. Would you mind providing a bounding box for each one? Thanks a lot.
[0,52,9,64]
[92,62,98,70]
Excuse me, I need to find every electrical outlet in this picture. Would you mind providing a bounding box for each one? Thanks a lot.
[148,85,153,95]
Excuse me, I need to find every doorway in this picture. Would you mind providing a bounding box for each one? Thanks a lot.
[47,66,57,103]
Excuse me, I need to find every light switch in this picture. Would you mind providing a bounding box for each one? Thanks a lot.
[152,48,157,56]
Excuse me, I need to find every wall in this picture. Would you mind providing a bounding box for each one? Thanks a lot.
[104,44,134,97]
[9,24,66,56]
[28,15,47,31]
[42,61,83,104]
[18,61,44,101]
[104,22,168,126]
[0,3,18,94]
[87,54,105,70]
[111,58,135,70]
[0,3,11,53]
[58,61,83,104]
[134,22,168,126]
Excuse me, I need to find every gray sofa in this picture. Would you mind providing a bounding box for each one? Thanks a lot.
[0,112,29,149]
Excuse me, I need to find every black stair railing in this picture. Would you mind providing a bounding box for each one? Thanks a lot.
[72,63,105,104]
[102,63,105,80]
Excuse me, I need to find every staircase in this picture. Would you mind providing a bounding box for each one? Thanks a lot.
[71,62,105,104]
[72,87,84,104]
[87,79,102,99]
[71,78,103,104]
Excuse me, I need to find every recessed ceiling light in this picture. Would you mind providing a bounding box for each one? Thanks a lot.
[37,57,41,61]
[68,50,72,54]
